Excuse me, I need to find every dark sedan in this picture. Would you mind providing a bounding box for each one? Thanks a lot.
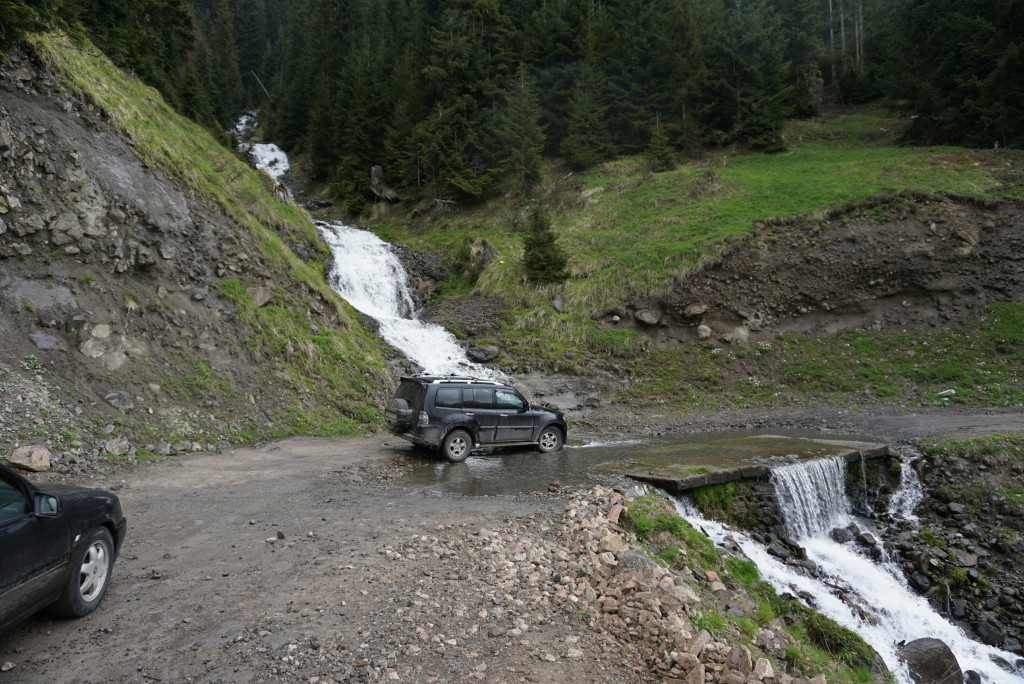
[0,461,127,632]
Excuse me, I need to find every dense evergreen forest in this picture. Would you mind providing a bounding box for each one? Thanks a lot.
[3,0,1022,208]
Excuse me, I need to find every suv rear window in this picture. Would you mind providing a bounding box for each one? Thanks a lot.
[396,380,425,409]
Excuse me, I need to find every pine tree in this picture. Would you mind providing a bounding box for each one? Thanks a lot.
[522,207,568,285]
[560,65,613,170]
[494,66,546,193]
[646,120,676,172]
[0,0,61,53]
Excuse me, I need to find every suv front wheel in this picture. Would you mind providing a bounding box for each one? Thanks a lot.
[442,429,473,463]
[537,427,564,453]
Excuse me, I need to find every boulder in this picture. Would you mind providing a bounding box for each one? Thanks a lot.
[7,445,51,472]
[467,345,499,363]
[616,550,656,575]
[898,638,962,684]
[696,324,712,340]
[104,436,132,456]
[28,330,61,350]
[635,308,661,326]
[683,303,707,317]
[105,390,134,410]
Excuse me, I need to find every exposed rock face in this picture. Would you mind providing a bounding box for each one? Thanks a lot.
[898,638,963,684]
[895,442,1024,656]
[0,48,388,459]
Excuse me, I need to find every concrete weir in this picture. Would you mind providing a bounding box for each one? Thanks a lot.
[616,438,894,495]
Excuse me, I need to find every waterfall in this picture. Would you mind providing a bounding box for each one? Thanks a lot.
[887,448,924,522]
[318,221,503,379]
[234,113,290,181]
[674,456,1024,684]
[770,456,851,540]
[231,114,502,379]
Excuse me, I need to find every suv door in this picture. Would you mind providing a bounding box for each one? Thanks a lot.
[495,389,535,443]
[461,388,498,444]
[0,470,70,629]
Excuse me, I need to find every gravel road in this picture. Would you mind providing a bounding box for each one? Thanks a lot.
[0,437,654,684]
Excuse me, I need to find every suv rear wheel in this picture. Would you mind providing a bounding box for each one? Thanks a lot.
[442,429,472,463]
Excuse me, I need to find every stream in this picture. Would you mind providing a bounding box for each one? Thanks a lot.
[677,456,1024,684]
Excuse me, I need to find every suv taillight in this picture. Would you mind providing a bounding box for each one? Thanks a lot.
[417,411,429,426]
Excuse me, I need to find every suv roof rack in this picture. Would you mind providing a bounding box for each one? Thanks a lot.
[407,374,504,386]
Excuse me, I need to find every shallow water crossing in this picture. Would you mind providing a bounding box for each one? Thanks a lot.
[396,429,881,496]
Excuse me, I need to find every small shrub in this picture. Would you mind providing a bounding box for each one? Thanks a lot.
[691,610,727,636]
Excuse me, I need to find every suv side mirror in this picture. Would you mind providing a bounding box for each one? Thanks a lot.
[34,493,59,517]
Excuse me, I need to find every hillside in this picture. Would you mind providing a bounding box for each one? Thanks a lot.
[361,112,1024,417]
[0,36,390,467]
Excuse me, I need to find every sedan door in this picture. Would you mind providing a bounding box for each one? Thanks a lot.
[495,389,536,443]
[0,471,70,629]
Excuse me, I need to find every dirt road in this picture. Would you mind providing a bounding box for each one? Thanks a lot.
[0,437,654,684]
[3,409,1023,683]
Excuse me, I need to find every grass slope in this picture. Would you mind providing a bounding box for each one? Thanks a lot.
[372,110,1024,410]
[30,32,389,439]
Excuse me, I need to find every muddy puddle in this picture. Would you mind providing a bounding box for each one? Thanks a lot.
[396,430,884,496]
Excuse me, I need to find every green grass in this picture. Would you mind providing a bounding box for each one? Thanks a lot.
[692,483,736,519]
[625,302,1024,410]
[625,494,721,569]
[919,432,1024,460]
[725,556,759,585]
[691,610,728,636]
[368,110,1024,366]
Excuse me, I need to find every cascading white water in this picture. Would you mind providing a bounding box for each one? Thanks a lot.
[675,456,1024,684]
[234,114,290,181]
[318,221,504,379]
[771,457,851,539]
[232,114,502,379]
[887,449,924,522]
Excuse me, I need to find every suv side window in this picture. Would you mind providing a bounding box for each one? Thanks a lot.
[435,387,462,408]
[495,389,526,411]
[0,474,29,525]
[463,388,493,409]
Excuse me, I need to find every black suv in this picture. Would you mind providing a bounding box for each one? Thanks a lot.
[384,376,567,462]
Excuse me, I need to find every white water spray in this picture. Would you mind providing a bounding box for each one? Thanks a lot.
[675,456,1024,684]
[318,221,503,379]
[887,449,924,522]
[234,113,290,181]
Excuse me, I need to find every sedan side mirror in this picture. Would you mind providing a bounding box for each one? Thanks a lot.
[34,493,59,518]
